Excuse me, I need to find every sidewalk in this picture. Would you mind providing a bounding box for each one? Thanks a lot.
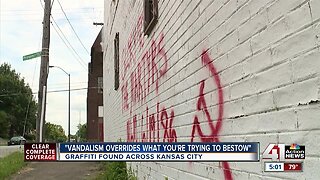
[9,162,100,180]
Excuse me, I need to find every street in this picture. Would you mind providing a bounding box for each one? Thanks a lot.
[9,162,100,180]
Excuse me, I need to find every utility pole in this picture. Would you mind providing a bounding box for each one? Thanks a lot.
[78,110,81,142]
[36,0,51,142]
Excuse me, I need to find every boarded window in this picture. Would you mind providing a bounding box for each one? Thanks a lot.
[144,0,158,35]
[114,32,119,90]
[98,106,103,118]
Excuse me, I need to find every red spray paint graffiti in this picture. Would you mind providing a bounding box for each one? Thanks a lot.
[122,32,168,114]
[191,51,224,142]
[122,17,232,179]
[122,14,144,77]
[191,50,233,180]
[127,103,177,142]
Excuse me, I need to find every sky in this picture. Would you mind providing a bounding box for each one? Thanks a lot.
[0,0,104,136]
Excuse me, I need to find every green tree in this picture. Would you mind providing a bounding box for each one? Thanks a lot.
[70,134,77,142]
[0,111,9,138]
[0,63,37,139]
[76,123,87,142]
[45,122,67,142]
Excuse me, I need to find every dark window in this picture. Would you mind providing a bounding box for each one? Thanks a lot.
[88,62,92,74]
[144,0,158,35]
[98,77,103,93]
[114,32,120,90]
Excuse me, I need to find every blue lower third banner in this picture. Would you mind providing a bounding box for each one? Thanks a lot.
[58,142,259,162]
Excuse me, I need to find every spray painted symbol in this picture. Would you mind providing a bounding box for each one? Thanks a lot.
[191,50,233,180]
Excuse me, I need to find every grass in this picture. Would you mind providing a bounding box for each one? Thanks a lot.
[0,152,26,179]
[95,162,137,180]
[93,139,137,180]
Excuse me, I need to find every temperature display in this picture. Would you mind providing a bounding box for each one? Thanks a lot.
[284,162,303,172]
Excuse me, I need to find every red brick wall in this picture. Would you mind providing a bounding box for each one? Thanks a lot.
[87,30,103,141]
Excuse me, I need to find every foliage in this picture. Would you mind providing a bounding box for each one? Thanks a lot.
[76,123,87,142]
[0,111,9,138]
[0,152,26,179]
[95,162,136,180]
[45,122,67,142]
[70,134,77,141]
[95,139,137,180]
[0,63,37,139]
[24,133,36,141]
[128,166,138,180]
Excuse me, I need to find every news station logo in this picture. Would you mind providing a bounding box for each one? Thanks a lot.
[262,143,305,161]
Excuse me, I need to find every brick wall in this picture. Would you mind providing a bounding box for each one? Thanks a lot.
[87,30,104,141]
[102,0,320,179]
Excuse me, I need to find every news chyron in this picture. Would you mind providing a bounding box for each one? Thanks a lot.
[262,143,305,172]
[24,142,260,162]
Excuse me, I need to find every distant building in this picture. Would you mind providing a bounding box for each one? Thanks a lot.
[87,29,103,142]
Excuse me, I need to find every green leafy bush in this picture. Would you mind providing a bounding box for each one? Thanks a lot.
[95,162,137,180]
